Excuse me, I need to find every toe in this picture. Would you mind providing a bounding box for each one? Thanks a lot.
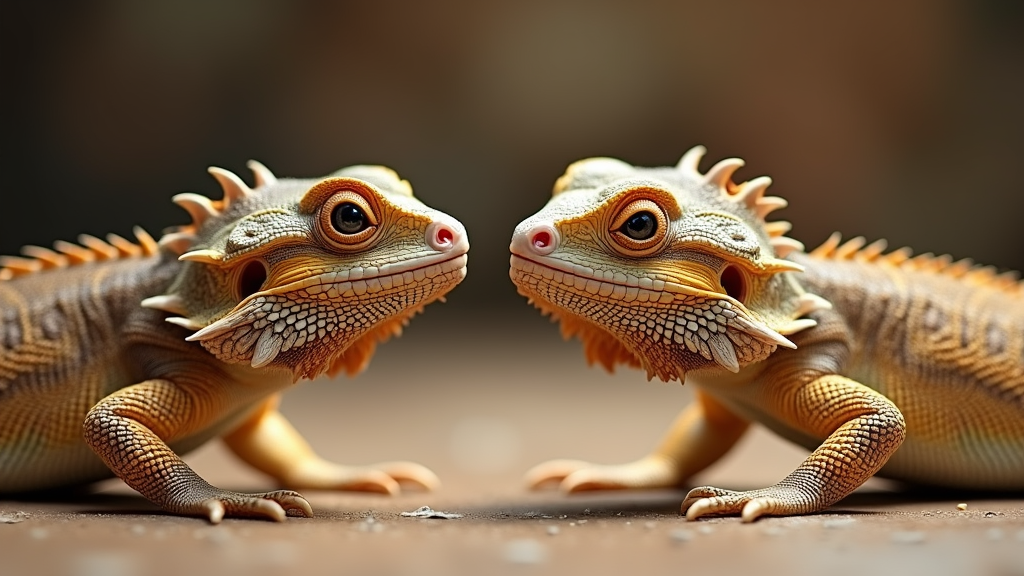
[741,497,781,523]
[267,490,313,518]
[202,499,225,524]
[524,459,591,490]
[379,462,441,492]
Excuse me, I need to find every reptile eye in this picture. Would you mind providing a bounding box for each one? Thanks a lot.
[609,198,669,255]
[331,203,368,235]
[318,190,380,247]
[621,212,656,240]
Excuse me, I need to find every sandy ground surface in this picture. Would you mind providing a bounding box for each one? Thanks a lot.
[2,315,1023,576]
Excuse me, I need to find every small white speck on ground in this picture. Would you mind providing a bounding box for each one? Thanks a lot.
[29,527,49,540]
[697,525,714,535]
[956,503,968,511]
[400,506,463,519]
[129,524,146,536]
[568,522,576,527]
[890,531,926,544]
[546,525,560,536]
[0,511,29,524]
[576,519,587,524]
[503,539,548,565]
[669,529,694,543]
[822,518,857,529]
[644,521,657,529]
[985,528,1004,541]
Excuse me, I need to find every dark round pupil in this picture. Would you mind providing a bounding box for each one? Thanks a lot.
[332,203,366,234]
[622,211,656,240]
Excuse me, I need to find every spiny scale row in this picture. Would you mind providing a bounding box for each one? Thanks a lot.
[811,233,1022,295]
[0,228,158,281]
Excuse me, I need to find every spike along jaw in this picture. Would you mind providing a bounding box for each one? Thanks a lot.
[169,172,469,382]
[510,152,816,383]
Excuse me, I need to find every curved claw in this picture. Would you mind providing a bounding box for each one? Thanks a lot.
[681,485,803,523]
[197,490,312,524]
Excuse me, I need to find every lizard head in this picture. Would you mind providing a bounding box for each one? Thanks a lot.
[509,146,829,382]
[144,162,468,381]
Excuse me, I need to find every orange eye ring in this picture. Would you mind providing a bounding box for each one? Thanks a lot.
[609,198,669,255]
[318,190,380,248]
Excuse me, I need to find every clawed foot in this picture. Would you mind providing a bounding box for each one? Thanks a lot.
[194,489,313,524]
[284,460,441,495]
[525,456,678,492]
[681,484,815,523]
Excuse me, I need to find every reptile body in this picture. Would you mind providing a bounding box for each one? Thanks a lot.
[1,162,468,522]
[509,147,1023,521]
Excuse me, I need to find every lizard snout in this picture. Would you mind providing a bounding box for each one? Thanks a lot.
[510,223,560,257]
[426,218,469,255]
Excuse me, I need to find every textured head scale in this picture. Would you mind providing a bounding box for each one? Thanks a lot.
[510,146,829,382]
[144,161,468,381]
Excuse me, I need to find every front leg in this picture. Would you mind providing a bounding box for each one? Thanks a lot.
[526,391,750,491]
[222,395,439,495]
[83,380,312,523]
[683,374,905,522]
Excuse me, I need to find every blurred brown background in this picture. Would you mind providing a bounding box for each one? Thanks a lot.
[3,0,1023,315]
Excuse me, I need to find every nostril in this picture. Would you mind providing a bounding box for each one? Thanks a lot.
[532,231,551,249]
[520,224,558,256]
[426,221,459,252]
[436,226,454,247]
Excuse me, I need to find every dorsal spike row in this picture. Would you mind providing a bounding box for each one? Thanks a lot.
[677,146,803,260]
[247,160,278,188]
[809,233,1022,295]
[208,166,253,203]
[1,227,161,281]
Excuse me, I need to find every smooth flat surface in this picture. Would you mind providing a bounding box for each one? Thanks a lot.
[2,315,1023,576]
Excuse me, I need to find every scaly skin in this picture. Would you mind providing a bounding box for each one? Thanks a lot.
[0,162,469,522]
[510,147,1024,522]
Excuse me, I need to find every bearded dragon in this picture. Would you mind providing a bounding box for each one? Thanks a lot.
[509,147,1024,522]
[0,162,468,522]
